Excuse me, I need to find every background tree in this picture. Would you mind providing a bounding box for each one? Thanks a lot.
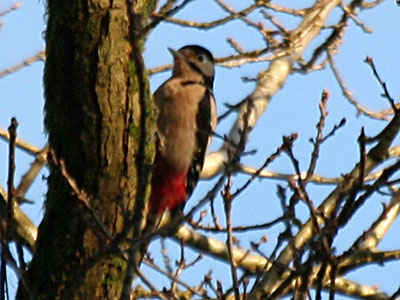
[1,0,400,299]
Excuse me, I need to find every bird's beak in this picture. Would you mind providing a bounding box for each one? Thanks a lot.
[168,47,186,62]
[167,47,177,57]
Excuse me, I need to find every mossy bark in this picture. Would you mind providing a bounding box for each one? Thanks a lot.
[17,0,156,299]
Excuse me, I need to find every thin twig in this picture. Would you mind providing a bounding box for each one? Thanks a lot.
[365,56,396,112]
[143,257,206,298]
[306,89,329,181]
[142,0,194,35]
[284,135,322,236]
[1,118,18,300]
[171,239,185,293]
[328,52,389,120]
[15,145,48,204]
[0,128,42,156]
[151,3,258,29]
[189,216,283,232]
[231,132,290,199]
[0,3,21,17]
[7,118,18,220]
[222,176,240,300]
[0,51,45,79]
[50,151,113,241]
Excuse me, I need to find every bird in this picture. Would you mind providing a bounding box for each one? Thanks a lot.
[147,45,217,229]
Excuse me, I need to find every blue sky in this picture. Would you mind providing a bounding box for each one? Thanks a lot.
[1,0,400,298]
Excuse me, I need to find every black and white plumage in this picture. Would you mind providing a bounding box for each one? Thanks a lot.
[149,45,217,218]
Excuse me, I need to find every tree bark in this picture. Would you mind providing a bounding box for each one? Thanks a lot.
[17,1,155,299]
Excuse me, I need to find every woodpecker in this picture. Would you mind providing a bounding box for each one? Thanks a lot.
[148,45,217,225]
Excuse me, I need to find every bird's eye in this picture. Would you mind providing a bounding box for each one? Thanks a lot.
[197,54,206,63]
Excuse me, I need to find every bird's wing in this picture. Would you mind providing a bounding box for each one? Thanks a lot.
[186,88,217,198]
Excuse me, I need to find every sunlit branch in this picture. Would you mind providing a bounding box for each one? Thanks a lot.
[0,50,45,79]
[270,258,397,300]
[332,276,393,300]
[0,187,37,249]
[15,146,48,204]
[251,105,400,297]
[238,166,339,184]
[174,225,271,274]
[238,145,400,185]
[260,2,306,16]
[340,249,400,274]
[341,4,373,33]
[247,0,400,296]
[358,193,400,250]
[0,128,42,155]
[259,9,288,34]
[203,0,344,182]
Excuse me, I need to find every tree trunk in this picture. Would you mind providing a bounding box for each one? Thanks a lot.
[17,1,155,299]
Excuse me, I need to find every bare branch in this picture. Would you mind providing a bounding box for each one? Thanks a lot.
[0,128,42,156]
[203,0,345,180]
[0,3,22,18]
[365,56,396,112]
[249,63,400,300]
[333,276,393,300]
[260,2,307,17]
[0,51,45,79]
[175,225,271,274]
[151,3,258,29]
[7,118,18,219]
[15,146,48,204]
[222,176,240,300]
[358,193,400,250]
[0,186,37,248]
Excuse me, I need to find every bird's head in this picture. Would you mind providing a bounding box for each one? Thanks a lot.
[169,45,215,82]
